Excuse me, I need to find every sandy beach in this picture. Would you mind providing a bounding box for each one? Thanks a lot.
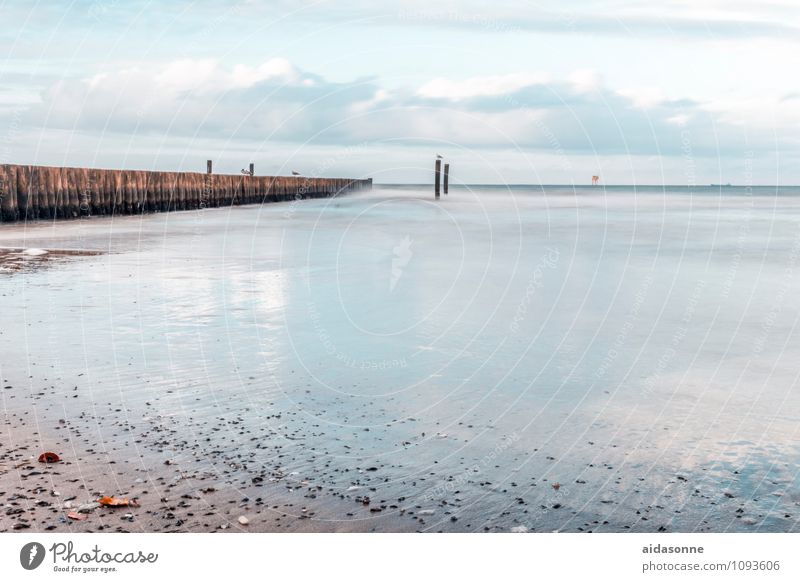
[2,186,800,533]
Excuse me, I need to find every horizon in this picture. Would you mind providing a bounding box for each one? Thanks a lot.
[0,160,793,188]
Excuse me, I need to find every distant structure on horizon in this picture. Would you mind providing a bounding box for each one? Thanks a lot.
[592,175,600,185]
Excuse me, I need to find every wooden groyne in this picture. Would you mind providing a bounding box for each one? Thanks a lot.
[0,163,372,222]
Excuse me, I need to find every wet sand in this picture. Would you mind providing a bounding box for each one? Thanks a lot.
[2,186,800,532]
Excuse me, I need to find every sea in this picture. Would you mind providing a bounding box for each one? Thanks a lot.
[2,184,799,532]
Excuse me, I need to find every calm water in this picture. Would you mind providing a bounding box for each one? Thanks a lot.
[2,184,800,532]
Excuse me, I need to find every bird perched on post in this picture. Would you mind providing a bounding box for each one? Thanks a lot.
[436,154,443,159]
[240,168,253,176]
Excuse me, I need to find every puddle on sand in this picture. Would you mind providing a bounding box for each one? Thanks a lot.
[0,247,103,275]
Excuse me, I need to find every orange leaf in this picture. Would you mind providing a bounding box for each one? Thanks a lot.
[98,496,139,507]
[67,511,87,521]
[38,452,61,463]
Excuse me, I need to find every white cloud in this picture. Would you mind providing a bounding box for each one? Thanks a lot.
[230,58,299,89]
[667,113,690,126]
[417,73,551,100]
[154,59,221,94]
[5,55,797,182]
[617,87,669,109]
[568,70,603,93]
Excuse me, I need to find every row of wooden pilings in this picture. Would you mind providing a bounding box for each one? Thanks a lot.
[434,157,450,199]
[0,162,372,222]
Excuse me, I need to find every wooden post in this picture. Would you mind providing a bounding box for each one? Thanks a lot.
[443,163,449,195]
[249,163,254,176]
[207,160,212,174]
[435,159,441,199]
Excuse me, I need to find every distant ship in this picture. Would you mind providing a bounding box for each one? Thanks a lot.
[710,183,732,187]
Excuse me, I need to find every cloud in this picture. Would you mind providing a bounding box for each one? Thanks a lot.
[30,58,375,143]
[5,55,796,180]
[417,73,552,100]
[383,0,800,40]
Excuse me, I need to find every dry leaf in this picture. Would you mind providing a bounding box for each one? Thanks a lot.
[67,511,87,521]
[552,483,561,491]
[97,496,140,508]
[38,452,61,463]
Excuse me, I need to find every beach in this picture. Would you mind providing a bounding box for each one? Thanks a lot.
[2,185,800,533]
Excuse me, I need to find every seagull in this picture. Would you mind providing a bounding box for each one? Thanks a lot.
[436,154,443,159]
[291,171,301,176]
[240,168,253,176]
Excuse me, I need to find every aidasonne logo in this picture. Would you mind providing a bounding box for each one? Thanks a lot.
[20,541,158,573]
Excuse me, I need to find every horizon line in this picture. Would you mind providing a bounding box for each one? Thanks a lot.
[373,183,793,188]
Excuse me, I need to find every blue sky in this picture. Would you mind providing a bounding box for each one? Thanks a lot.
[1,0,799,184]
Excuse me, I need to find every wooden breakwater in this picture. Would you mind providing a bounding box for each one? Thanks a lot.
[0,163,372,222]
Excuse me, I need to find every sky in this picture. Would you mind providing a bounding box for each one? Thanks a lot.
[1,0,799,184]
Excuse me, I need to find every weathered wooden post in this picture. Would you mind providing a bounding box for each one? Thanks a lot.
[207,160,212,174]
[443,163,449,195]
[249,163,254,176]
[435,159,441,199]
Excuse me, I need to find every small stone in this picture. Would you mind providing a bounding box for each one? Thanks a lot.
[238,516,249,525]
[77,502,100,513]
